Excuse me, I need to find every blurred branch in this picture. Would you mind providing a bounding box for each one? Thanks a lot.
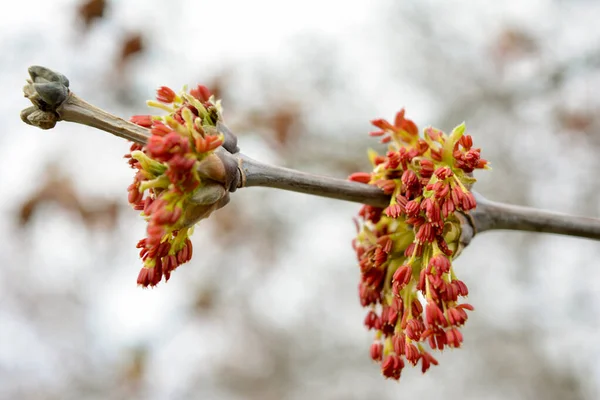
[19,66,600,243]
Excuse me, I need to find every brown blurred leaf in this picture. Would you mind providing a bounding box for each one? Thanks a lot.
[119,347,147,391]
[193,287,216,313]
[270,107,300,146]
[17,165,120,230]
[81,200,120,229]
[210,203,244,239]
[208,74,225,102]
[117,32,144,70]
[245,104,302,149]
[77,0,107,29]
[491,27,537,64]
[556,108,595,133]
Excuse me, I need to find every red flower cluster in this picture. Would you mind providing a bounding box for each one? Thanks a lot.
[125,85,225,287]
[350,109,489,380]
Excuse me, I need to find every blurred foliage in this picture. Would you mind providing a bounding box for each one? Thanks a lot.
[2,0,600,399]
[18,164,120,230]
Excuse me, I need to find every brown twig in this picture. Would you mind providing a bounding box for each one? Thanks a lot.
[470,193,600,239]
[240,154,389,206]
[60,93,151,144]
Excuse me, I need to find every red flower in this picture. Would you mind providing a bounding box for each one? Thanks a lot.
[190,84,212,102]
[156,86,177,103]
[350,109,487,380]
[381,354,404,380]
[130,114,153,128]
[370,342,383,361]
[126,84,228,288]
[348,172,371,184]
[394,108,418,136]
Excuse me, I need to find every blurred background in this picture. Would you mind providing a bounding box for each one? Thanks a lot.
[2,0,600,399]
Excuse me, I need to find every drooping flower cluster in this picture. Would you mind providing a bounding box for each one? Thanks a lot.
[350,109,489,380]
[126,85,227,287]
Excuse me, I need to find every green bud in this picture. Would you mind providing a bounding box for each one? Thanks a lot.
[131,151,167,176]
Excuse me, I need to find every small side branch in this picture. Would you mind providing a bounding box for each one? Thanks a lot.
[60,93,151,145]
[21,65,150,145]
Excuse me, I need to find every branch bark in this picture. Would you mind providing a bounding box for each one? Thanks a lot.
[471,193,600,239]
[240,154,389,206]
[19,66,600,243]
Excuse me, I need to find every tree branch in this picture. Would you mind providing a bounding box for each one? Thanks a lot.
[240,154,389,206]
[471,193,600,240]
[60,93,151,144]
[19,66,600,243]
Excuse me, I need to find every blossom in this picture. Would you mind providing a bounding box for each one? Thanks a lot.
[351,109,489,380]
[126,85,228,287]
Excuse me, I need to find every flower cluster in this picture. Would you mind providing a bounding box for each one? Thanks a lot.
[126,85,227,287]
[350,109,489,380]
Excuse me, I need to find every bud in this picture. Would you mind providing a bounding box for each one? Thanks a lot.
[130,114,153,128]
[156,86,177,103]
[370,342,383,361]
[130,151,167,177]
[348,172,371,184]
[190,84,212,102]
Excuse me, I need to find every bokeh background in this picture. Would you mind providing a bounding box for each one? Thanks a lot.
[2,0,600,399]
